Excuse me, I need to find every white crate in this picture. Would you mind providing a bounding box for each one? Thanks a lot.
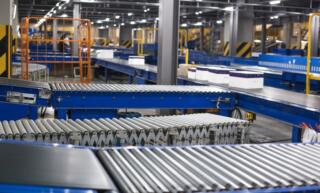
[187,68,196,79]
[229,71,264,89]
[208,67,234,84]
[96,49,114,59]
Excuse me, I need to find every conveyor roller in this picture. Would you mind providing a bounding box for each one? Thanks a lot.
[50,82,228,93]
[98,143,320,193]
[0,113,250,146]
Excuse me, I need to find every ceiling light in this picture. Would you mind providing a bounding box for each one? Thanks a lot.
[181,23,188,27]
[53,10,57,14]
[115,15,120,19]
[269,0,281,5]
[113,24,117,27]
[58,6,62,10]
[121,23,125,26]
[223,6,234,11]
[128,12,133,16]
[105,18,110,21]
[155,17,159,21]
[106,25,109,28]
[56,2,60,6]
[216,20,223,24]
[91,22,94,24]
[60,13,68,18]
[194,22,202,26]
[130,21,136,25]
[98,26,105,29]
[140,19,147,23]
[183,15,187,18]
[270,15,279,19]
[97,20,103,23]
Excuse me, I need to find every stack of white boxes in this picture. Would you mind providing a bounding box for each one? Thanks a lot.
[96,49,114,59]
[128,56,145,65]
[196,66,209,81]
[208,67,234,84]
[229,71,264,89]
[187,67,197,79]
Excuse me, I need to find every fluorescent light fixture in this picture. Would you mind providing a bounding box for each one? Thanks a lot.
[155,17,159,21]
[269,0,281,5]
[121,23,125,26]
[98,26,105,29]
[130,21,136,25]
[270,15,279,19]
[113,24,117,27]
[223,6,234,11]
[115,15,120,19]
[105,18,110,21]
[53,10,56,14]
[181,23,188,27]
[144,9,148,12]
[194,22,202,26]
[58,6,62,10]
[56,2,60,6]
[216,20,223,24]
[128,12,133,16]
[195,11,202,15]
[106,25,109,28]
[60,13,68,17]
[183,15,187,18]
[64,0,70,3]
[97,20,103,23]
[140,19,147,23]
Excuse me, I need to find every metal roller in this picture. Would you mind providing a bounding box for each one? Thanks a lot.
[98,143,320,193]
[0,113,249,147]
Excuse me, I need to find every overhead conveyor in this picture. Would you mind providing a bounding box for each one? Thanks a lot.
[0,113,250,147]
[1,141,320,193]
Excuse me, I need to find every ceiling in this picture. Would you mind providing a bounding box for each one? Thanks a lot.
[17,0,320,26]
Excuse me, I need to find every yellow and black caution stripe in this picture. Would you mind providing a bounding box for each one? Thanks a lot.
[120,40,132,48]
[12,35,17,54]
[224,41,230,56]
[0,25,11,78]
[236,42,252,58]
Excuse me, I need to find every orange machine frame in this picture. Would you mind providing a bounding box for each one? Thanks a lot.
[20,17,92,83]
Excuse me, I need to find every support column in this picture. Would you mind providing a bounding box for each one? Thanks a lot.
[283,17,293,49]
[52,19,58,51]
[119,26,132,47]
[311,16,319,56]
[199,26,204,50]
[261,19,267,53]
[0,0,13,78]
[157,0,180,85]
[224,4,254,57]
[72,3,80,56]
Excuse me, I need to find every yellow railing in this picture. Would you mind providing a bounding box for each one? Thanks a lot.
[306,13,320,94]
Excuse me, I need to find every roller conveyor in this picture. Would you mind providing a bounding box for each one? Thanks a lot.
[0,113,250,147]
[98,143,320,193]
[50,82,228,93]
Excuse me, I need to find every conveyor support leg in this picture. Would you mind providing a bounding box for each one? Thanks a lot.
[291,126,301,143]
[55,109,68,119]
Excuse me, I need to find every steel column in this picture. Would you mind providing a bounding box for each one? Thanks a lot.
[72,3,81,56]
[311,16,319,56]
[157,0,180,85]
[229,7,238,57]
[283,17,293,49]
[52,19,58,51]
[261,19,267,53]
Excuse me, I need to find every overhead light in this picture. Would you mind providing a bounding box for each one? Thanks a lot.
[60,13,68,18]
[270,15,279,19]
[195,11,202,15]
[269,0,281,5]
[113,24,117,27]
[140,19,147,23]
[91,22,94,24]
[53,10,57,14]
[56,2,60,6]
[115,15,120,19]
[97,20,103,23]
[223,6,234,11]
[105,18,110,21]
[155,17,159,21]
[216,20,223,24]
[128,12,133,16]
[183,15,187,18]
[181,23,188,27]
[58,6,62,10]
[196,0,203,1]
[121,23,125,26]
[98,26,105,29]
[64,0,70,3]
[144,9,148,12]
[106,25,109,28]
[130,21,136,25]
[194,22,202,26]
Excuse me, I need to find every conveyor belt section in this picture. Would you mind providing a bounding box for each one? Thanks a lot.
[50,82,228,93]
[99,143,320,193]
[0,113,249,147]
